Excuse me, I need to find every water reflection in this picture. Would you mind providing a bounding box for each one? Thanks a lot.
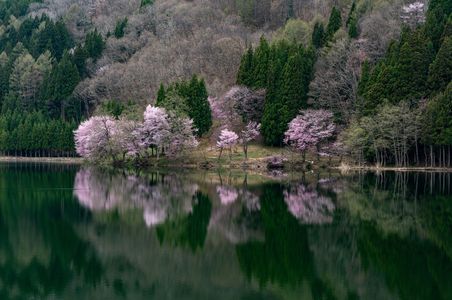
[0,164,103,299]
[284,184,335,224]
[1,163,451,299]
[74,168,198,227]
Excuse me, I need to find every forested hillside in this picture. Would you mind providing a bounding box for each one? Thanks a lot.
[0,0,451,166]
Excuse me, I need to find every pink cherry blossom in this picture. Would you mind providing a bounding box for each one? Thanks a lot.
[284,109,335,157]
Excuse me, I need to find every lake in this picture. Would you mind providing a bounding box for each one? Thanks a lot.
[0,163,451,299]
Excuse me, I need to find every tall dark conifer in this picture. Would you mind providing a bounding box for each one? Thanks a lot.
[252,37,270,89]
[237,46,254,87]
[312,22,325,48]
[326,7,342,41]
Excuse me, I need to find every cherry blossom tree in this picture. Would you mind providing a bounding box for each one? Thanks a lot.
[74,105,199,163]
[240,122,261,160]
[217,129,239,160]
[135,105,171,159]
[111,119,141,161]
[166,113,199,157]
[284,109,335,161]
[74,116,116,161]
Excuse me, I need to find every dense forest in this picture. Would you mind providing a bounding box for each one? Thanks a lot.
[0,0,451,167]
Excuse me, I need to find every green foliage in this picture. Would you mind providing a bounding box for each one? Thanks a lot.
[326,7,342,41]
[0,0,36,22]
[0,15,74,60]
[0,111,76,156]
[40,52,80,119]
[348,16,358,38]
[237,46,254,86]
[424,0,452,51]
[236,184,323,288]
[422,83,452,146]
[428,36,452,93]
[98,100,125,119]
[156,76,212,136]
[360,29,434,115]
[140,0,154,8]
[156,192,212,252]
[345,0,360,39]
[346,2,356,27]
[114,18,128,39]
[72,45,88,77]
[156,83,166,106]
[252,37,270,88]
[238,39,315,145]
[275,19,311,46]
[312,22,325,49]
[158,89,188,117]
[84,29,105,62]
[97,100,142,121]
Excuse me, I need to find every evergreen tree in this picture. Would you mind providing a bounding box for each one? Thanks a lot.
[348,16,358,38]
[252,37,270,88]
[423,82,452,146]
[188,76,212,136]
[428,36,452,93]
[424,0,452,51]
[84,29,105,61]
[312,22,325,48]
[346,2,357,27]
[0,52,10,106]
[41,52,80,119]
[395,29,434,103]
[260,43,291,145]
[156,83,166,105]
[362,29,434,111]
[72,45,88,77]
[114,18,128,39]
[237,46,254,87]
[141,0,154,8]
[357,60,371,114]
[326,7,342,41]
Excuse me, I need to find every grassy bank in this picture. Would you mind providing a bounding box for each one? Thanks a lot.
[3,146,452,174]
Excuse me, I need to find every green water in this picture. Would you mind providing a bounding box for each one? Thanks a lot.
[0,163,451,299]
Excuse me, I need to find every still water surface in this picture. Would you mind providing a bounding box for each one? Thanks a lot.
[0,163,451,299]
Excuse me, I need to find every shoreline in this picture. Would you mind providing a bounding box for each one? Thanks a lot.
[0,156,83,164]
[2,156,452,173]
[338,165,452,173]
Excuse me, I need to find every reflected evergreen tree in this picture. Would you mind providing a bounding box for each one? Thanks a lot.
[156,192,212,252]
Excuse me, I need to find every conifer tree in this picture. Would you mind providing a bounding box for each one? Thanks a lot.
[188,76,212,136]
[312,22,325,48]
[41,52,80,119]
[424,0,452,51]
[114,18,128,39]
[281,53,307,119]
[428,36,452,93]
[156,83,166,105]
[252,37,270,89]
[346,2,356,27]
[237,46,254,87]
[326,7,342,41]
[72,45,88,77]
[261,45,288,145]
[396,30,434,102]
[84,29,105,61]
[345,0,359,39]
[348,16,358,38]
